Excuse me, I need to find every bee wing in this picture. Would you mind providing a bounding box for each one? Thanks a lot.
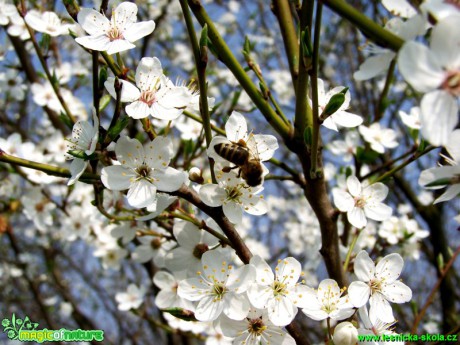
[253,134,279,161]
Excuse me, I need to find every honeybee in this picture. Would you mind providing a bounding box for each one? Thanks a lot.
[214,137,264,187]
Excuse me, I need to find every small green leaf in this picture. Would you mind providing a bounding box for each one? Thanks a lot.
[107,116,129,142]
[99,94,112,112]
[98,66,108,91]
[59,112,74,130]
[322,92,345,117]
[162,308,197,322]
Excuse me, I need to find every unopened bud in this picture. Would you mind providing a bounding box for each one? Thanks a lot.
[189,167,204,184]
[333,322,358,345]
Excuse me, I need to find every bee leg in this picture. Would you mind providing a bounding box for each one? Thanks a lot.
[222,166,239,173]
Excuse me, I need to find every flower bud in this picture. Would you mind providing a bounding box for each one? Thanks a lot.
[189,167,204,184]
[333,322,358,345]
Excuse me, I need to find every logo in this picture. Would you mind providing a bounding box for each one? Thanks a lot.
[2,314,104,343]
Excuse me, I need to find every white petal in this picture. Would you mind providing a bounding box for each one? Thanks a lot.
[253,134,279,161]
[127,179,157,208]
[375,253,404,283]
[223,293,250,320]
[354,250,375,282]
[152,168,186,192]
[101,165,133,190]
[223,202,243,224]
[354,53,395,80]
[250,255,274,285]
[75,35,111,52]
[123,21,156,42]
[347,175,362,197]
[247,284,272,309]
[363,183,388,202]
[332,111,363,128]
[104,77,140,103]
[347,281,370,307]
[267,296,297,326]
[348,207,367,228]
[397,42,444,93]
[125,101,151,119]
[275,257,301,286]
[195,296,223,322]
[135,57,163,88]
[332,189,354,212]
[178,277,209,301]
[144,136,173,169]
[68,159,87,185]
[115,136,144,168]
[225,111,248,142]
[173,221,201,248]
[106,40,136,55]
[150,102,184,120]
[382,280,412,304]
[369,293,394,323]
[364,202,392,222]
[199,184,226,207]
[227,264,256,292]
[158,86,192,109]
[420,91,458,147]
[434,184,460,204]
[430,15,460,69]
[446,129,460,162]
[114,2,138,25]
[153,270,176,290]
[77,8,109,36]
[243,197,268,216]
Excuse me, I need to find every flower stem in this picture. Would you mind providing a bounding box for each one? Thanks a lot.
[321,0,404,51]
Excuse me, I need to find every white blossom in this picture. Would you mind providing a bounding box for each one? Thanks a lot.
[104,57,191,120]
[75,2,155,55]
[333,175,392,229]
[178,248,255,322]
[348,251,412,323]
[101,136,187,209]
[398,15,460,146]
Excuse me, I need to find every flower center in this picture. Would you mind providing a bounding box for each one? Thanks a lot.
[226,186,243,202]
[354,196,366,209]
[248,318,267,336]
[272,280,287,297]
[192,243,209,259]
[369,278,382,294]
[441,70,460,96]
[211,282,228,301]
[139,90,157,106]
[135,164,154,183]
[107,26,123,41]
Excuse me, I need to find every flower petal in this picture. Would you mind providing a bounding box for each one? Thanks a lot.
[381,280,412,304]
[348,281,370,308]
[101,165,134,190]
[123,21,156,43]
[223,202,243,224]
[152,168,186,192]
[77,8,109,35]
[225,111,248,142]
[199,184,226,207]
[398,42,444,93]
[420,90,458,146]
[354,251,375,282]
[375,253,404,283]
[127,179,157,208]
[115,136,144,168]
